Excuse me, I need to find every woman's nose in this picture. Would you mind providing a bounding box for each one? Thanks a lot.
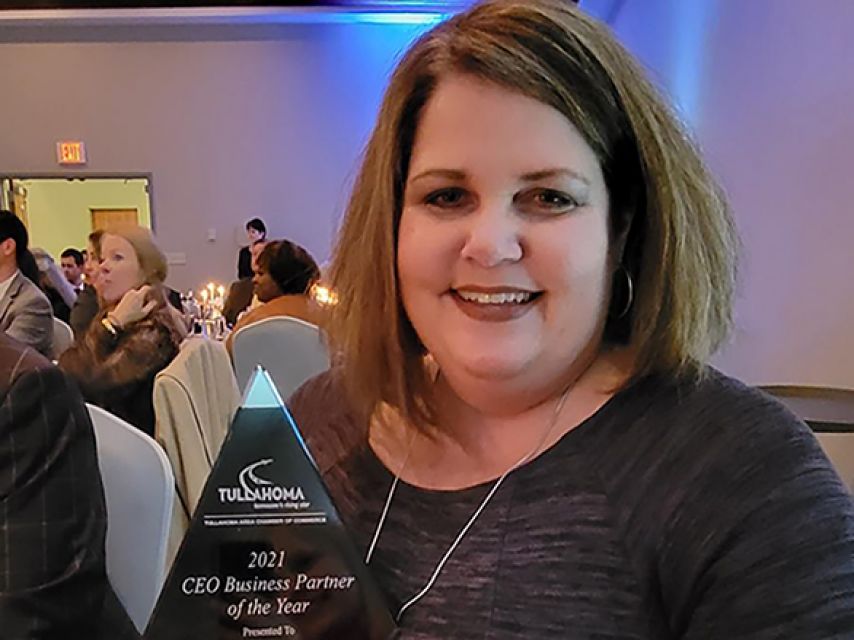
[459,204,523,267]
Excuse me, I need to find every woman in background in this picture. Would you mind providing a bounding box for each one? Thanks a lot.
[60,225,182,436]
[69,229,104,338]
[226,239,321,354]
[237,217,267,279]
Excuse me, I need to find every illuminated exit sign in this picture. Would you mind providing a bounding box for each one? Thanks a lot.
[56,141,87,165]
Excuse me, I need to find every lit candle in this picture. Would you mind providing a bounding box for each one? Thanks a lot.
[201,289,208,303]
[217,285,225,299]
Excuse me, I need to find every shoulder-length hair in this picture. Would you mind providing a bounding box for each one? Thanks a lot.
[328,0,738,429]
[257,239,320,295]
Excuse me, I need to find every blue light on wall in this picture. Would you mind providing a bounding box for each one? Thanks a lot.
[335,11,448,24]
[672,0,716,124]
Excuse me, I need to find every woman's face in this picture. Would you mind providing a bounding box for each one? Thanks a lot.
[247,226,265,243]
[99,234,145,303]
[253,261,282,303]
[84,241,101,287]
[397,74,613,399]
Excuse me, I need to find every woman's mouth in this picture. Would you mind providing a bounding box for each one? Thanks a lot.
[450,287,542,322]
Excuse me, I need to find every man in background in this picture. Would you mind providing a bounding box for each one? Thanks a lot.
[0,211,53,357]
[60,248,85,292]
[0,333,139,639]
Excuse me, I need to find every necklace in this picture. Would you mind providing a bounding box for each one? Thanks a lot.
[365,385,572,622]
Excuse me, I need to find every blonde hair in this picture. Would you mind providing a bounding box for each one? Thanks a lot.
[329,0,738,428]
[104,225,168,286]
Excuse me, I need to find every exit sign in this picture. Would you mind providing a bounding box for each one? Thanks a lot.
[56,141,87,165]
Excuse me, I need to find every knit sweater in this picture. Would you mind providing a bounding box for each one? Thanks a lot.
[288,369,854,639]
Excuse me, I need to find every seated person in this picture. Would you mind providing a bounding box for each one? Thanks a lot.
[59,226,183,437]
[70,230,104,339]
[226,239,321,354]
[60,247,86,294]
[223,239,266,326]
[0,211,53,357]
[0,333,139,639]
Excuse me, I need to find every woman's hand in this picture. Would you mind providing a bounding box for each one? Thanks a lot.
[108,285,158,329]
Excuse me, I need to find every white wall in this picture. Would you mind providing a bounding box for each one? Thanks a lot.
[612,0,854,388]
[0,20,434,291]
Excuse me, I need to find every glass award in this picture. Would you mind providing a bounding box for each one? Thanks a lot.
[146,369,397,639]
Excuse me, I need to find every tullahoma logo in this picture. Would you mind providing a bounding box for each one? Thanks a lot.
[218,459,306,504]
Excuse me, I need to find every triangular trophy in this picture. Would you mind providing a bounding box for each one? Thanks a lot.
[145,368,397,639]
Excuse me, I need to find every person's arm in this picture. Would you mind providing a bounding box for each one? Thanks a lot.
[665,419,854,639]
[42,260,77,308]
[59,286,177,397]
[0,365,107,638]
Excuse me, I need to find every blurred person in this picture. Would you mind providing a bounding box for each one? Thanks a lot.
[60,247,86,292]
[226,239,321,354]
[287,1,854,637]
[223,238,266,326]
[0,333,139,640]
[31,247,77,324]
[69,230,104,338]
[236,217,267,279]
[59,226,182,436]
[0,211,53,357]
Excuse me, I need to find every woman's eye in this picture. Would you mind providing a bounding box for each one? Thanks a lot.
[518,188,579,214]
[425,188,469,209]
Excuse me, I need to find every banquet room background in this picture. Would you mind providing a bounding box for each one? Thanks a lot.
[0,0,852,391]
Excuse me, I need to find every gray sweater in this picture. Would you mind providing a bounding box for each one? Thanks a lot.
[289,369,854,639]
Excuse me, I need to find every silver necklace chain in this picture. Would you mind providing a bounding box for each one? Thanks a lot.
[365,385,572,623]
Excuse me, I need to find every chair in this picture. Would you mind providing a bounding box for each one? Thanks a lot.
[87,403,175,633]
[231,316,330,398]
[759,385,854,491]
[52,317,74,358]
[153,337,240,564]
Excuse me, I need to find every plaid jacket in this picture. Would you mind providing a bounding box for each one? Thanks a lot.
[0,333,138,639]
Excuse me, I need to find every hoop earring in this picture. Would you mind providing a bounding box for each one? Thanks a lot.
[613,265,634,320]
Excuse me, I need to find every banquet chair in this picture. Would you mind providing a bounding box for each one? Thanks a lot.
[154,337,240,564]
[52,317,74,358]
[87,403,174,633]
[231,316,330,398]
[759,385,854,491]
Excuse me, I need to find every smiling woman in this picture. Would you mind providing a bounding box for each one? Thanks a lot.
[397,75,613,411]
[287,0,854,637]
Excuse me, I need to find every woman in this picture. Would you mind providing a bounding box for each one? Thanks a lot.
[288,1,854,637]
[60,226,182,437]
[226,239,321,354]
[69,229,104,338]
[237,217,267,279]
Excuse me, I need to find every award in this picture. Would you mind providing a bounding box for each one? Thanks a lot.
[146,369,397,639]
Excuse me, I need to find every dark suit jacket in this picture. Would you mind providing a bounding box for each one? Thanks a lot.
[0,334,139,639]
[69,284,99,339]
[222,278,254,327]
[0,272,53,358]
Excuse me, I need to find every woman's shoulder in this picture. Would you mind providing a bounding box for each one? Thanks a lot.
[589,367,847,537]
[287,369,366,473]
[612,367,816,454]
[124,306,182,353]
